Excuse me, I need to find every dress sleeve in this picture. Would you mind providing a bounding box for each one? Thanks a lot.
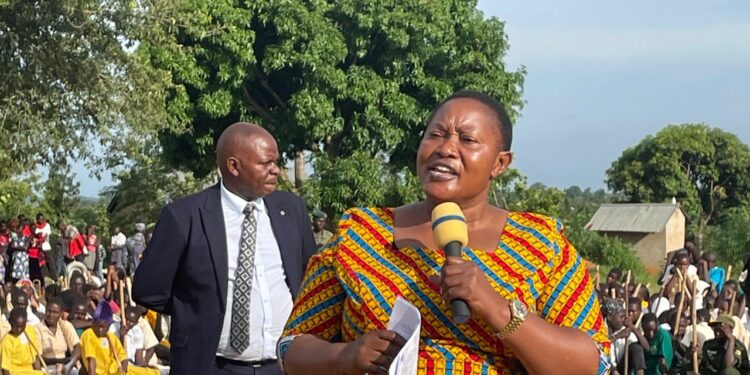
[537,219,612,375]
[282,234,346,341]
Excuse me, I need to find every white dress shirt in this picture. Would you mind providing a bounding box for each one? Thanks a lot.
[216,183,293,361]
[111,232,127,248]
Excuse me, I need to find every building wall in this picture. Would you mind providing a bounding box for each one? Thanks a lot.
[664,209,686,254]
[601,231,667,274]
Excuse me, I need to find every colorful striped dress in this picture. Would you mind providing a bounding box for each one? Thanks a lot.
[282,208,611,374]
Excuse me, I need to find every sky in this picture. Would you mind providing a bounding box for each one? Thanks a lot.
[476,0,750,190]
[75,1,750,196]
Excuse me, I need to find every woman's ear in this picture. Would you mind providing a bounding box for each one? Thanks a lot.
[491,151,513,178]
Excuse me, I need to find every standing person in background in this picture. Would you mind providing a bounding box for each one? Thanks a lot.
[34,214,55,279]
[0,221,9,282]
[109,227,127,270]
[10,222,30,282]
[83,225,99,277]
[311,210,333,250]
[54,222,68,279]
[126,224,146,274]
[133,122,317,375]
[65,226,87,264]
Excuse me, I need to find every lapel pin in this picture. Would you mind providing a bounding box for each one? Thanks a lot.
[280,210,286,216]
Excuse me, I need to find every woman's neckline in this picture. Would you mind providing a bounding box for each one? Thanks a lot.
[388,207,515,253]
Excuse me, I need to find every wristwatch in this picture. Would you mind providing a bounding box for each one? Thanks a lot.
[496,298,529,340]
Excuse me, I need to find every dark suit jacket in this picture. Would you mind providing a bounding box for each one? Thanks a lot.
[132,183,317,375]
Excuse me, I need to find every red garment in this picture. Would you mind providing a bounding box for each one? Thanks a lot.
[22,224,32,237]
[0,233,8,247]
[28,245,46,266]
[69,233,87,258]
[86,234,98,253]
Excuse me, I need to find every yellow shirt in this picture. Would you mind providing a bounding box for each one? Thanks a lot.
[80,329,158,375]
[36,320,80,359]
[0,327,45,374]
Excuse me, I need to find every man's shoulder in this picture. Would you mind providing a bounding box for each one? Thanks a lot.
[265,189,304,204]
[164,184,219,213]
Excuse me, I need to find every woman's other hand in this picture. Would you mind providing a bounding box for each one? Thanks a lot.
[335,330,406,375]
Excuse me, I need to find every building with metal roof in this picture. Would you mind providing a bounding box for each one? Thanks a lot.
[587,203,686,273]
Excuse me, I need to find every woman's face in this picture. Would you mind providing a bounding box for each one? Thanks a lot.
[417,98,510,205]
[45,303,63,326]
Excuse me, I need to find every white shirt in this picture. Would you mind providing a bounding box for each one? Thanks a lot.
[681,322,715,351]
[216,183,293,361]
[35,222,52,251]
[610,327,638,366]
[111,232,127,248]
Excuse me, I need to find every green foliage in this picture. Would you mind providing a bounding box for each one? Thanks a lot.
[0,0,174,180]
[140,0,525,214]
[104,159,216,230]
[0,175,39,219]
[301,151,423,220]
[606,124,750,240]
[704,205,750,267]
[38,156,80,224]
[563,206,644,273]
[491,169,565,217]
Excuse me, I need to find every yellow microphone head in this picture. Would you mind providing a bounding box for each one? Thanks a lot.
[431,202,468,249]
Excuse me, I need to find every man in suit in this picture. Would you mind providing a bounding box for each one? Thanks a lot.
[133,123,317,375]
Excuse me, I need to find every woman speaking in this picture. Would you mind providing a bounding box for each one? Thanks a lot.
[276,91,610,375]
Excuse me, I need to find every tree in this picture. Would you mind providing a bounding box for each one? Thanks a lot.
[704,205,750,266]
[606,124,750,244]
[104,158,215,230]
[140,0,524,213]
[39,155,81,223]
[0,0,174,180]
[491,169,565,217]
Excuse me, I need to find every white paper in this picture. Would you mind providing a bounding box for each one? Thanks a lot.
[388,296,421,375]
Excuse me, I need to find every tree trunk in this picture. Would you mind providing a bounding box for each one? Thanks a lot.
[294,151,305,189]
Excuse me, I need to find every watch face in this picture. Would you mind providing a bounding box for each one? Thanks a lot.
[511,299,528,317]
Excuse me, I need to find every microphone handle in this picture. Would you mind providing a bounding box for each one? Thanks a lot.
[444,241,471,324]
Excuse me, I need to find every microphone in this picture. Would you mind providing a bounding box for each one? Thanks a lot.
[431,202,471,324]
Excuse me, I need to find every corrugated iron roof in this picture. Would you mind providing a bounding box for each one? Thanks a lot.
[586,203,684,233]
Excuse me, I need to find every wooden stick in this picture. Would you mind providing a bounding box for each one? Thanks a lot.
[674,282,686,333]
[610,288,616,299]
[594,265,600,288]
[727,265,733,282]
[729,291,736,316]
[108,335,127,375]
[26,329,49,372]
[691,280,699,374]
[624,278,631,375]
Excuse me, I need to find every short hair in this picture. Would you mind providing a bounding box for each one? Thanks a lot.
[725,280,739,290]
[426,90,513,151]
[9,307,27,321]
[46,297,64,309]
[697,308,710,322]
[70,271,85,284]
[642,312,658,326]
[702,251,717,262]
[608,267,623,278]
[11,289,26,303]
[45,284,61,298]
